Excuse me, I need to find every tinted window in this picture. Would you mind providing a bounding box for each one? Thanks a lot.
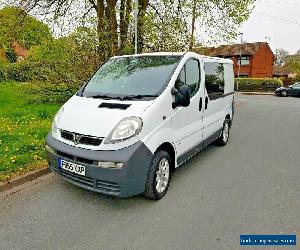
[293,83,300,88]
[204,62,225,100]
[185,59,200,96]
[175,59,200,97]
[175,68,185,89]
[83,56,181,97]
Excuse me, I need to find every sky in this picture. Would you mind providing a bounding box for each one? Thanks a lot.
[235,0,300,54]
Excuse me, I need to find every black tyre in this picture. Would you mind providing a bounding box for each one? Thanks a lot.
[281,90,287,97]
[143,150,172,200]
[215,118,230,146]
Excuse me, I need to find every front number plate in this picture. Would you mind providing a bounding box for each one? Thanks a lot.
[59,159,86,176]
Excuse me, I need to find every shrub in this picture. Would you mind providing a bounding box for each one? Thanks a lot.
[235,78,283,92]
[19,82,82,104]
[0,63,7,81]
[5,61,79,84]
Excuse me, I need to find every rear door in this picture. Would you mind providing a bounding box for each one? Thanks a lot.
[171,57,204,163]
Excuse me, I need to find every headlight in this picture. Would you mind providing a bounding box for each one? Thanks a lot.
[51,107,64,138]
[104,117,143,144]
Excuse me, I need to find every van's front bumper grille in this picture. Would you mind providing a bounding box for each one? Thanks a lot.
[60,169,94,188]
[60,130,103,146]
[46,132,154,197]
[52,167,121,195]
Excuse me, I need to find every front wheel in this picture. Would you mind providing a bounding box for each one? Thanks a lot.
[143,150,172,200]
[281,90,288,97]
[215,118,230,146]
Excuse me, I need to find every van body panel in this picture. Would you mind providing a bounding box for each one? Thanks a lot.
[57,95,154,151]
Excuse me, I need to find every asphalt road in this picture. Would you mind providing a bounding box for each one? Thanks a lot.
[1,95,299,250]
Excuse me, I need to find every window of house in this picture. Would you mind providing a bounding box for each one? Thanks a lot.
[235,74,249,78]
[237,56,250,65]
[175,59,200,97]
[204,62,225,100]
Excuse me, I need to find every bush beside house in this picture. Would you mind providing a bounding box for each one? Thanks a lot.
[235,78,283,92]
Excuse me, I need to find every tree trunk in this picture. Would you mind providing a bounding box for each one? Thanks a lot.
[137,0,149,53]
[120,0,132,52]
[107,0,118,56]
[93,0,108,59]
[120,0,126,50]
[189,0,196,50]
[96,0,105,37]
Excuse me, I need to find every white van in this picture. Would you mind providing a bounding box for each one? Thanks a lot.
[46,52,234,200]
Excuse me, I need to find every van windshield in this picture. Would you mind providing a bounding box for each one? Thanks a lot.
[82,55,181,99]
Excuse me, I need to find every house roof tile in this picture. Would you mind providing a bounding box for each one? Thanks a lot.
[272,66,293,76]
[193,42,271,57]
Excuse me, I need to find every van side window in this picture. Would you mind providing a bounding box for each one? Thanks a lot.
[175,68,186,89]
[185,59,200,96]
[204,62,225,100]
[175,59,200,97]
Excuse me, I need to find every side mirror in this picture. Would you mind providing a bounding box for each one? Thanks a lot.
[172,85,190,109]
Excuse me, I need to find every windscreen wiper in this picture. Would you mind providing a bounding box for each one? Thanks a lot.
[121,95,159,100]
[89,94,124,100]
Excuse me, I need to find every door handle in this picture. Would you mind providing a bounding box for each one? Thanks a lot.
[205,96,209,110]
[199,97,202,111]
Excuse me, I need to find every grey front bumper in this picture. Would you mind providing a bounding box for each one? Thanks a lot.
[45,133,153,197]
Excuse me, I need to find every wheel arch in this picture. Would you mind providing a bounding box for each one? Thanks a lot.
[225,114,232,128]
[156,142,176,172]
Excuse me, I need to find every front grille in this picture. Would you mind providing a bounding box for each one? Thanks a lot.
[79,136,102,146]
[61,130,74,141]
[60,169,94,188]
[53,168,121,195]
[57,151,94,165]
[60,130,103,146]
[96,180,121,194]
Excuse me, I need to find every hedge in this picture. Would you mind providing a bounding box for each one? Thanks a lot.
[19,82,81,104]
[0,61,82,84]
[235,78,283,92]
[0,63,7,82]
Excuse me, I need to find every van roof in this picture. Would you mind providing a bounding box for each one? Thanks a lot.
[112,51,233,64]
[112,52,185,58]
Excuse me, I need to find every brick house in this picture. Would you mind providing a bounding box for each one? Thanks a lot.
[194,42,275,78]
[11,41,29,61]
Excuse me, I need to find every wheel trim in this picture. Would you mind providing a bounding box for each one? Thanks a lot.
[155,158,170,194]
[223,122,229,142]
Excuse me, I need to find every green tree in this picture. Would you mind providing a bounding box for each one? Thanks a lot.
[285,54,300,75]
[29,26,101,82]
[0,6,52,50]
[143,0,255,52]
[4,0,255,55]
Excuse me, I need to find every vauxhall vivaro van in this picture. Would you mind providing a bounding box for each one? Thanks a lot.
[45,52,234,200]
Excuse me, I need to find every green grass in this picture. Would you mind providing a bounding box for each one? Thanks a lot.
[0,82,61,181]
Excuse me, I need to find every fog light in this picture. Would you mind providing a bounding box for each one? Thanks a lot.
[45,144,55,154]
[98,161,124,169]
